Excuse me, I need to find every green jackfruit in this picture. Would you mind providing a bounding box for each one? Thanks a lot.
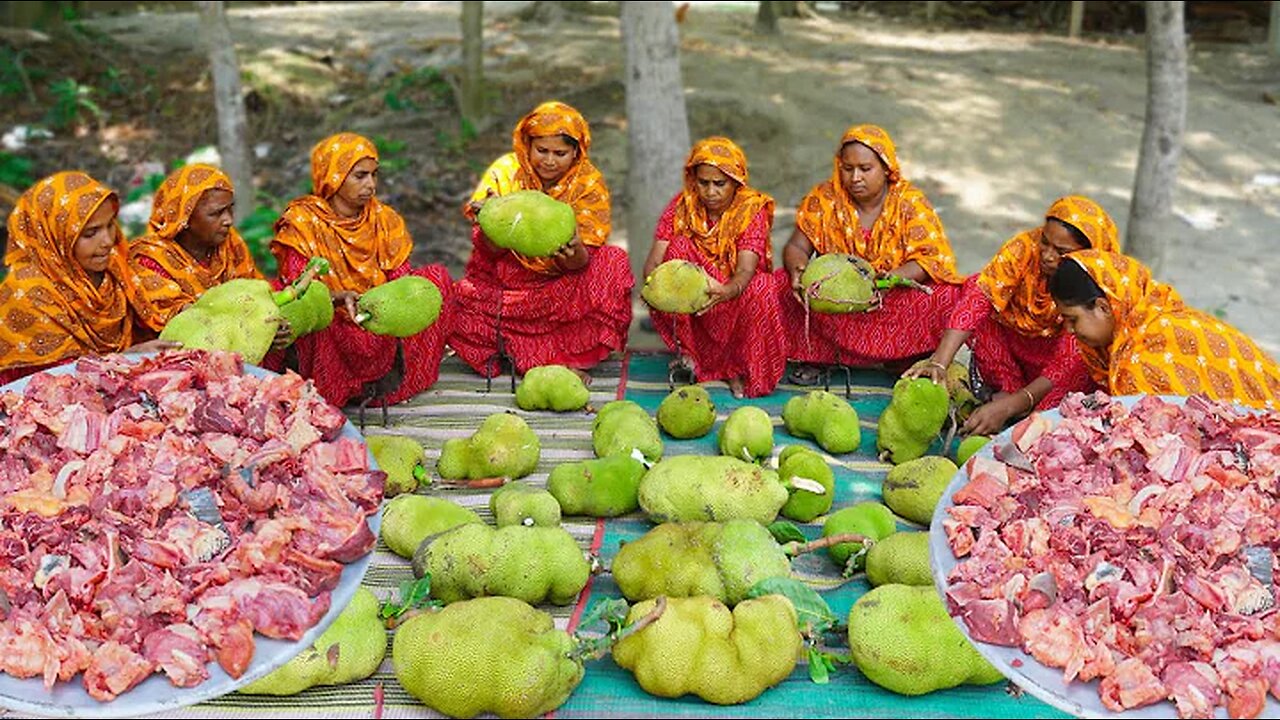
[489,482,561,528]
[547,455,646,517]
[641,260,713,314]
[393,596,583,719]
[593,400,662,462]
[239,587,385,695]
[278,280,333,342]
[381,494,482,558]
[356,276,443,337]
[777,447,835,522]
[159,278,282,364]
[848,585,1003,695]
[437,413,541,481]
[865,531,932,587]
[612,595,802,705]
[476,190,577,257]
[876,377,950,464]
[412,523,589,606]
[821,502,897,571]
[799,253,876,313]
[612,520,791,606]
[515,365,589,412]
[782,390,861,454]
[956,435,990,466]
[947,362,979,423]
[717,406,773,462]
[366,434,427,496]
[882,455,957,525]
[656,385,716,439]
[638,455,787,525]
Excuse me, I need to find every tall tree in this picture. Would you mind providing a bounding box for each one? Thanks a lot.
[1126,0,1186,275]
[1269,1,1280,56]
[196,1,253,224]
[1068,1,1085,37]
[460,1,485,126]
[621,2,691,287]
[756,1,780,35]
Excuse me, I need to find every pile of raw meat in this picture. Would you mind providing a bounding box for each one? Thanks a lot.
[944,393,1279,719]
[0,350,384,702]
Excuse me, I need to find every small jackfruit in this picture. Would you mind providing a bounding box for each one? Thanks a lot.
[366,434,427,496]
[656,385,717,439]
[381,494,483,558]
[799,253,877,313]
[882,455,958,525]
[547,455,647,517]
[821,502,897,571]
[515,365,589,412]
[782,390,861,454]
[412,523,590,606]
[865,531,932,587]
[638,455,787,525]
[876,377,950,464]
[848,585,1003,695]
[641,260,713,314]
[278,280,334,342]
[593,400,663,462]
[476,190,577,257]
[955,435,990,466]
[717,406,773,462]
[946,362,980,423]
[489,482,561,528]
[612,595,802,705]
[437,413,541,481]
[159,278,282,364]
[777,446,835,523]
[393,596,583,718]
[612,520,791,606]
[238,587,385,695]
[356,276,443,337]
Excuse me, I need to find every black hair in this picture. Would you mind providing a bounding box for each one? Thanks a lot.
[1047,217,1091,248]
[1049,259,1104,308]
[839,141,886,170]
[560,134,580,150]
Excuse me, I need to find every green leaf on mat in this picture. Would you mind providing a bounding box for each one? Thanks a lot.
[746,576,837,635]
[767,521,807,545]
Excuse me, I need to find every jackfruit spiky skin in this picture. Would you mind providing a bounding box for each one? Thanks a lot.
[392,596,583,718]
[612,520,791,606]
[612,595,802,705]
[592,400,663,462]
[515,365,589,412]
[864,531,932,587]
[367,434,427,497]
[782,390,861,454]
[357,276,443,337]
[638,455,787,525]
[159,278,281,364]
[656,385,717,439]
[546,455,646,517]
[848,585,1003,696]
[380,494,482,558]
[412,523,590,606]
[821,502,898,570]
[641,260,713,314]
[437,413,541,481]
[777,447,835,522]
[279,280,334,341]
[489,481,562,528]
[717,406,774,462]
[882,455,958,525]
[476,190,577,257]
[876,377,951,464]
[799,253,876,313]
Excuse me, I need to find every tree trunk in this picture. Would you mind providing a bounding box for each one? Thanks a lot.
[621,1,692,290]
[925,1,940,24]
[755,1,779,34]
[1269,1,1280,56]
[1126,0,1186,275]
[519,0,572,23]
[196,1,253,224]
[1068,1,1085,37]
[460,1,485,126]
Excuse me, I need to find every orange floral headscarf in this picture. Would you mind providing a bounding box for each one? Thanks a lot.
[794,124,962,284]
[1068,250,1280,409]
[978,195,1119,337]
[271,132,412,292]
[0,172,134,370]
[129,164,262,331]
[464,101,611,275]
[671,137,775,275]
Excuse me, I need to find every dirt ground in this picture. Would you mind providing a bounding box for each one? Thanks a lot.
[20,1,1280,353]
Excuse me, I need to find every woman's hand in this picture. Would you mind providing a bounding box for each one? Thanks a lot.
[465,188,497,217]
[127,339,182,354]
[903,357,948,384]
[270,320,293,352]
[332,290,359,320]
[789,264,806,306]
[552,233,589,272]
[962,395,1023,436]
[697,277,743,316]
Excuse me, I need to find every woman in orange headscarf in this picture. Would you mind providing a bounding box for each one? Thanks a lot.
[128,164,269,338]
[451,100,632,382]
[0,172,175,384]
[1050,250,1280,409]
[269,132,454,409]
[778,124,964,383]
[908,196,1120,434]
[641,137,784,398]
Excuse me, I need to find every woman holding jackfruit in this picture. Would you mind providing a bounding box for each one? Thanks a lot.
[269,132,454,408]
[777,124,964,384]
[641,136,786,399]
[451,100,633,383]
[0,172,177,384]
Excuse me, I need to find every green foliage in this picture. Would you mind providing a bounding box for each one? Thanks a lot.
[45,77,103,129]
[380,576,442,621]
[383,66,453,113]
[0,48,42,100]
[238,197,281,277]
[0,153,35,189]
[372,135,410,174]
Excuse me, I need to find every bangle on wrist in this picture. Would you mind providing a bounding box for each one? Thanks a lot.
[927,360,948,373]
[1020,388,1036,411]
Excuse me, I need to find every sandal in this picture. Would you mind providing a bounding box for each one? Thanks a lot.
[786,364,824,387]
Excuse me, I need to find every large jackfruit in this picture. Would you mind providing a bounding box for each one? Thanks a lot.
[777,446,835,522]
[799,253,877,313]
[159,278,282,364]
[411,523,590,606]
[547,455,647,517]
[355,275,443,337]
[656,385,716,439]
[437,413,541,481]
[380,494,482,558]
[278,280,334,341]
[882,455,957,525]
[593,400,663,462]
[865,531,932,587]
[717,406,773,462]
[782,390,861,454]
[515,365,589,412]
[366,434,427,497]
[489,482,561,528]
[641,260,712,314]
[876,377,950,464]
[821,502,897,571]
[638,455,787,525]
[476,190,577,257]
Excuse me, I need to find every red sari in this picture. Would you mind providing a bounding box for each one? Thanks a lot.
[268,132,454,408]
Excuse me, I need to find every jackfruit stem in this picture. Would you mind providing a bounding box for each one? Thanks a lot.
[436,476,508,489]
[782,533,873,557]
[874,275,934,294]
[571,596,668,662]
[353,311,371,325]
[412,464,428,482]
[273,257,333,306]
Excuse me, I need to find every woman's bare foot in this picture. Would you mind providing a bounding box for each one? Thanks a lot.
[570,367,593,386]
[727,377,746,399]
